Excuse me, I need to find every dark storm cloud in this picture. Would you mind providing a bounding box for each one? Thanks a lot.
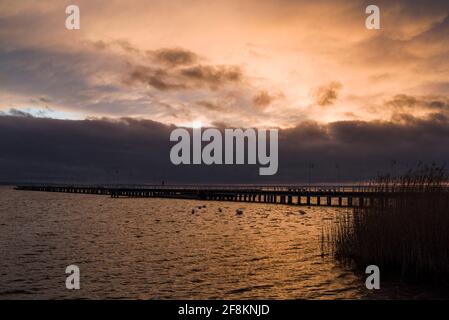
[313,82,342,107]
[252,91,274,108]
[180,65,242,87]
[386,94,449,113]
[150,48,198,66]
[1,109,448,184]
[127,61,243,91]
[127,66,188,91]
[90,39,140,53]
[111,42,245,92]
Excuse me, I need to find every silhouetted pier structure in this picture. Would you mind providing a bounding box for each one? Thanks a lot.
[12,184,416,208]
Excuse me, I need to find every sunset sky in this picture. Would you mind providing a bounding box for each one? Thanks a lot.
[1,0,449,183]
[1,0,448,128]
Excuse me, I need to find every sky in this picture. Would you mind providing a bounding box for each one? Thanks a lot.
[1,0,449,183]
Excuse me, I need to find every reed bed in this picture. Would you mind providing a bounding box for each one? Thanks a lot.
[325,164,449,282]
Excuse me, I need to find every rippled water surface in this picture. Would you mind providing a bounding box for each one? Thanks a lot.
[0,186,432,299]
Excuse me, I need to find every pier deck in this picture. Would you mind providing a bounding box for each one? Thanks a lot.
[13,184,425,207]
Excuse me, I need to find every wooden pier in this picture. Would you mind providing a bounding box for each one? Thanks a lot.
[13,184,405,208]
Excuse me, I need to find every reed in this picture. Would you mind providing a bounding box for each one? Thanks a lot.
[325,164,449,282]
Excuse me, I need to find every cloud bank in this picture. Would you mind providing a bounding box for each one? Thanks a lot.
[1,109,448,184]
